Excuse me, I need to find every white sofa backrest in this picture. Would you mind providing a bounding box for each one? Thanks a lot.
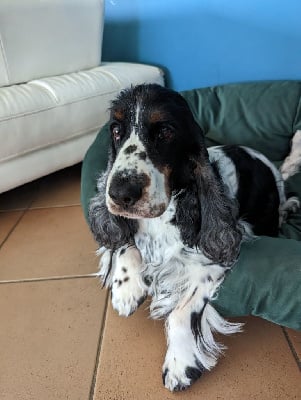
[0,0,104,87]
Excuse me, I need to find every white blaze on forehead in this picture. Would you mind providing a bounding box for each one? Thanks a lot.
[110,130,146,174]
[135,103,140,126]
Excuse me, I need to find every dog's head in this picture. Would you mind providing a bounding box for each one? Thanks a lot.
[90,84,241,264]
[106,84,205,219]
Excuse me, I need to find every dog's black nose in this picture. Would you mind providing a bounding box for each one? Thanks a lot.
[109,174,145,208]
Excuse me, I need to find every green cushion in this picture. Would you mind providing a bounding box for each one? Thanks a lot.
[213,237,301,330]
[181,80,301,161]
[81,81,301,331]
[81,123,110,224]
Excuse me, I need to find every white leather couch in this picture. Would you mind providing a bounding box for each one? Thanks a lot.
[0,0,164,193]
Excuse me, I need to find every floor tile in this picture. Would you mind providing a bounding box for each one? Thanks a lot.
[0,277,107,400]
[31,164,82,209]
[0,207,99,281]
[93,303,301,400]
[285,328,301,366]
[0,180,39,211]
[0,211,23,246]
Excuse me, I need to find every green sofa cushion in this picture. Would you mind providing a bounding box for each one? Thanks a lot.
[81,81,301,331]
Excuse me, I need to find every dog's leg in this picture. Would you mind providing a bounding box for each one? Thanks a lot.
[98,245,147,317]
[162,263,243,392]
[279,196,300,226]
[280,130,301,180]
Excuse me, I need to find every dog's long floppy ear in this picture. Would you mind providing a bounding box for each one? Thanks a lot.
[176,112,242,266]
[88,149,138,250]
[192,143,243,266]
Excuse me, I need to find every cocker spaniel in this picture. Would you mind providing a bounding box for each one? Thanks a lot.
[89,84,299,391]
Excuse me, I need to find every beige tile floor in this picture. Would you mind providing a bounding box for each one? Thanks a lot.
[0,164,300,400]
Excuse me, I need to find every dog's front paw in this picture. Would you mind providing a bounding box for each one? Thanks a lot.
[162,349,204,392]
[111,268,146,317]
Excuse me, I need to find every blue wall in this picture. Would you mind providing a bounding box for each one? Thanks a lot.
[102,0,301,92]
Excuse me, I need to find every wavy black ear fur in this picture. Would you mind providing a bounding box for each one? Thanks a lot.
[175,119,242,266]
[194,154,242,265]
[88,149,138,249]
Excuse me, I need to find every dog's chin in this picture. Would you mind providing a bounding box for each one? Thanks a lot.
[107,200,167,219]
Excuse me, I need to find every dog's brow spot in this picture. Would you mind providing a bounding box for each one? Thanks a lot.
[113,109,124,120]
[150,110,165,123]
[124,145,137,154]
[123,277,129,282]
[122,267,127,273]
[143,275,152,286]
[138,152,147,160]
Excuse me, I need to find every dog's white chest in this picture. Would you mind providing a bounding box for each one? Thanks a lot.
[134,200,182,265]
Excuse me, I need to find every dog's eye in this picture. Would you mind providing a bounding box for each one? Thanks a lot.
[158,125,174,141]
[111,123,122,142]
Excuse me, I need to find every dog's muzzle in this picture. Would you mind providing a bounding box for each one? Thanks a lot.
[107,164,171,219]
[107,171,149,212]
[109,176,145,210]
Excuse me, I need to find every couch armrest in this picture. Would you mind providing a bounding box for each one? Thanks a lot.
[0,0,104,87]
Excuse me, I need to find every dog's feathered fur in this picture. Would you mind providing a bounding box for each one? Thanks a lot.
[89,84,299,391]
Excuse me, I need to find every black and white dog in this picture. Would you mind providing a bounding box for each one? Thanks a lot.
[89,84,299,391]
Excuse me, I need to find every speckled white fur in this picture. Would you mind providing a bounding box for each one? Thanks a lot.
[98,196,244,391]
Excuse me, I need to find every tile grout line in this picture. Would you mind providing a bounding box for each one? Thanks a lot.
[0,197,97,285]
[89,290,110,400]
[0,273,99,285]
[0,203,81,213]
[282,327,301,371]
[0,184,39,214]
[29,203,81,211]
[0,190,40,248]
[0,208,28,251]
